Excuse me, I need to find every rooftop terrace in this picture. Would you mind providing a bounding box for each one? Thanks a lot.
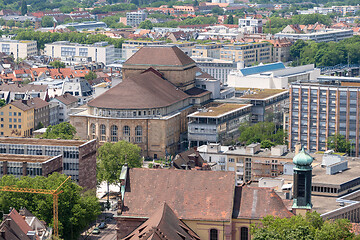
[190,103,250,117]
[237,88,288,100]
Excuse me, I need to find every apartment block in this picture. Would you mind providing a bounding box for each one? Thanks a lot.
[275,29,353,43]
[0,138,97,189]
[220,42,272,66]
[45,41,115,65]
[0,39,37,60]
[191,43,223,59]
[238,17,263,33]
[126,10,147,27]
[288,79,360,156]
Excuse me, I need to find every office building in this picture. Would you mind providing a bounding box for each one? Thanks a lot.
[126,10,147,27]
[191,43,223,59]
[188,103,252,147]
[275,29,353,43]
[0,154,62,178]
[288,78,360,156]
[0,39,37,60]
[192,57,237,84]
[45,41,115,65]
[238,17,263,33]
[220,42,272,66]
[0,138,97,189]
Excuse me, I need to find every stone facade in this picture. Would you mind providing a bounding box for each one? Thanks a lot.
[78,139,97,189]
[42,155,63,176]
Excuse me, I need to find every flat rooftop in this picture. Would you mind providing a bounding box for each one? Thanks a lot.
[237,88,288,100]
[190,103,250,117]
[0,154,56,163]
[0,138,88,147]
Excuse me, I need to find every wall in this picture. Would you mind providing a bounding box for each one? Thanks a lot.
[78,139,97,189]
[42,155,63,176]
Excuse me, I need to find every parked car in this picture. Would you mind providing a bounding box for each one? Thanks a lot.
[98,222,107,229]
[92,227,100,234]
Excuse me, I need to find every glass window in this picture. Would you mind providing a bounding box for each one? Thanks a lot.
[241,227,249,240]
[18,112,21,116]
[91,123,96,139]
[100,124,106,141]
[210,229,218,240]
[123,126,130,141]
[111,125,118,142]
[135,125,142,143]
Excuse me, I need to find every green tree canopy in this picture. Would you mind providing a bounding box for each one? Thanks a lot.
[212,7,224,15]
[85,71,97,81]
[21,0,28,16]
[139,19,153,29]
[49,60,65,68]
[0,173,100,240]
[41,16,54,27]
[226,14,234,24]
[238,122,285,146]
[327,133,351,154]
[41,122,77,139]
[97,140,142,187]
[251,212,356,240]
[0,99,5,107]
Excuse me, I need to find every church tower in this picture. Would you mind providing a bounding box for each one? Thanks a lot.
[292,147,313,215]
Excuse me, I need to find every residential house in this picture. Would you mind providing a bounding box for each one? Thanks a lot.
[50,93,78,123]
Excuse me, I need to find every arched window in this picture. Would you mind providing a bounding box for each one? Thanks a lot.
[135,125,142,143]
[100,124,106,141]
[240,227,248,240]
[210,229,218,240]
[123,126,130,141]
[91,124,96,139]
[111,125,118,142]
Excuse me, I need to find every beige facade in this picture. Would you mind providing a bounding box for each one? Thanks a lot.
[220,42,272,66]
[191,44,223,59]
[0,102,34,137]
[0,39,37,60]
[44,41,115,65]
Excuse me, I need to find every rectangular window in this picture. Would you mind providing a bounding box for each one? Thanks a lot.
[18,125,21,129]
[13,118,16,123]
[9,118,11,122]
[18,112,21,116]
[9,124,12,128]
[79,48,88,57]
[9,112,12,116]
[18,119,21,123]
[13,112,16,116]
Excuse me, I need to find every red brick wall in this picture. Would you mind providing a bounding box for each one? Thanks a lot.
[42,155,63,177]
[78,139,97,189]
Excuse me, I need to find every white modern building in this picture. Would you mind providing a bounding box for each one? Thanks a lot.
[126,10,147,27]
[238,17,263,33]
[45,41,115,65]
[227,62,321,89]
[192,57,237,85]
[0,39,37,60]
[275,29,353,43]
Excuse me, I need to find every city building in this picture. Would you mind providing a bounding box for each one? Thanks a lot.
[0,154,62,178]
[0,208,52,240]
[126,10,147,27]
[58,21,107,31]
[0,84,48,104]
[288,78,360,156]
[188,103,252,147]
[49,101,60,126]
[191,43,224,59]
[238,17,263,33]
[45,41,115,65]
[30,98,50,129]
[50,93,79,123]
[220,42,272,66]
[227,63,320,89]
[192,56,237,84]
[0,138,97,189]
[71,46,212,158]
[275,29,353,43]
[1,15,41,28]
[0,99,35,137]
[121,40,165,60]
[0,39,37,60]
[116,166,293,240]
[198,143,294,184]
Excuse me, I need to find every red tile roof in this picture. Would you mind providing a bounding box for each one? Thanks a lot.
[54,93,78,105]
[121,168,236,221]
[124,46,195,67]
[88,70,189,109]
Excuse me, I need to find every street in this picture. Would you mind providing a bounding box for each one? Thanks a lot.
[79,212,117,240]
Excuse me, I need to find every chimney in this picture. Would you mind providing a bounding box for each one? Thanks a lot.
[295,142,301,155]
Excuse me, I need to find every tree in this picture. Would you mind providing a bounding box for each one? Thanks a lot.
[85,71,97,81]
[0,173,100,240]
[49,60,65,68]
[97,140,142,187]
[226,14,234,24]
[139,19,153,29]
[0,99,5,107]
[193,0,199,6]
[41,16,54,27]
[327,133,351,154]
[261,139,274,149]
[21,0,28,16]
[251,212,356,240]
[41,122,77,139]
[36,122,44,130]
[290,39,307,60]
[6,20,15,28]
[23,19,32,28]
[238,122,285,146]
[212,7,224,15]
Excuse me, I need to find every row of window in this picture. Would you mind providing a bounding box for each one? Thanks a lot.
[209,227,248,240]
[92,124,143,142]
[0,112,22,116]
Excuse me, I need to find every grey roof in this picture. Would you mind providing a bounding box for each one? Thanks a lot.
[240,62,286,76]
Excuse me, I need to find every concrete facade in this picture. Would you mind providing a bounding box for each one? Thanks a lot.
[0,39,37,60]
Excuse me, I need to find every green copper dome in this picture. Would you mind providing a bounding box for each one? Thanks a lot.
[293,148,313,166]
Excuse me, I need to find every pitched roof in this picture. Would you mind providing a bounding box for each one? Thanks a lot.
[122,168,235,221]
[54,93,78,105]
[122,203,200,240]
[88,70,189,109]
[173,148,205,169]
[10,99,35,111]
[0,209,33,240]
[124,46,195,67]
[0,84,47,92]
[27,97,50,109]
[232,186,293,219]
